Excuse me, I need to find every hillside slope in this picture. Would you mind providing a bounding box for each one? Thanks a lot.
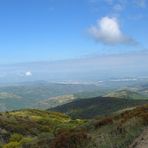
[0,105,148,147]
[105,89,146,99]
[48,104,148,148]
[36,94,76,109]
[50,96,148,119]
[0,109,85,147]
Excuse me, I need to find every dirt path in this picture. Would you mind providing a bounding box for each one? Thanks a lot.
[129,128,148,148]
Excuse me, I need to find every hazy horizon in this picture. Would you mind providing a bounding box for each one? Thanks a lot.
[0,52,148,83]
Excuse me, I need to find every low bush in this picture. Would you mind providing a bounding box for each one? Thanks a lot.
[50,129,90,148]
[93,117,113,129]
[9,133,23,142]
[3,141,20,148]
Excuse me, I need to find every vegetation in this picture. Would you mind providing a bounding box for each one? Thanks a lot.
[50,96,148,119]
[0,104,148,147]
[0,109,85,147]
[105,89,147,99]
[50,104,148,148]
[73,89,109,99]
[0,83,148,147]
[37,95,76,109]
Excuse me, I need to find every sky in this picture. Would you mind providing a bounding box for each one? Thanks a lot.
[0,0,147,64]
[0,0,148,82]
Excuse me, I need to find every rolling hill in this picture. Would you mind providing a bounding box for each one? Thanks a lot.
[104,89,147,99]
[36,94,76,109]
[50,96,148,119]
[0,82,99,111]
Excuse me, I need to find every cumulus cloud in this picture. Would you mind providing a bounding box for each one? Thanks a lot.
[88,16,135,45]
[25,71,32,76]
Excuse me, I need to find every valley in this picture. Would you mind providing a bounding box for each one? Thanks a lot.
[0,82,99,111]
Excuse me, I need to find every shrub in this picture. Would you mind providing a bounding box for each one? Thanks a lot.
[3,142,20,148]
[50,129,90,148]
[93,117,113,129]
[20,137,33,145]
[9,133,23,142]
[0,142,3,148]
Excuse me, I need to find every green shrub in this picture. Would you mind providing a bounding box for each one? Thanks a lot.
[20,137,33,145]
[0,141,3,148]
[3,142,20,148]
[9,133,23,142]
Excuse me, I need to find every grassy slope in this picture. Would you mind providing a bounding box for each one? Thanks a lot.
[0,109,85,147]
[49,104,148,148]
[50,96,148,119]
[41,89,147,110]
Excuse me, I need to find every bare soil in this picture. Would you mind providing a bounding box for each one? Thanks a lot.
[129,128,148,148]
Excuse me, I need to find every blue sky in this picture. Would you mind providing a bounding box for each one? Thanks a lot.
[0,0,148,64]
[0,0,148,83]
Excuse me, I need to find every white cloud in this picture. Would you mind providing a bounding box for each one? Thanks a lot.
[88,16,135,45]
[25,71,32,76]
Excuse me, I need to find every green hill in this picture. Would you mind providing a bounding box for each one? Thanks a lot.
[105,89,147,99]
[36,89,110,109]
[50,96,148,119]
[36,94,76,109]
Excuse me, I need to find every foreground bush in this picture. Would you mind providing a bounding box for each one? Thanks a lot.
[50,129,90,148]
